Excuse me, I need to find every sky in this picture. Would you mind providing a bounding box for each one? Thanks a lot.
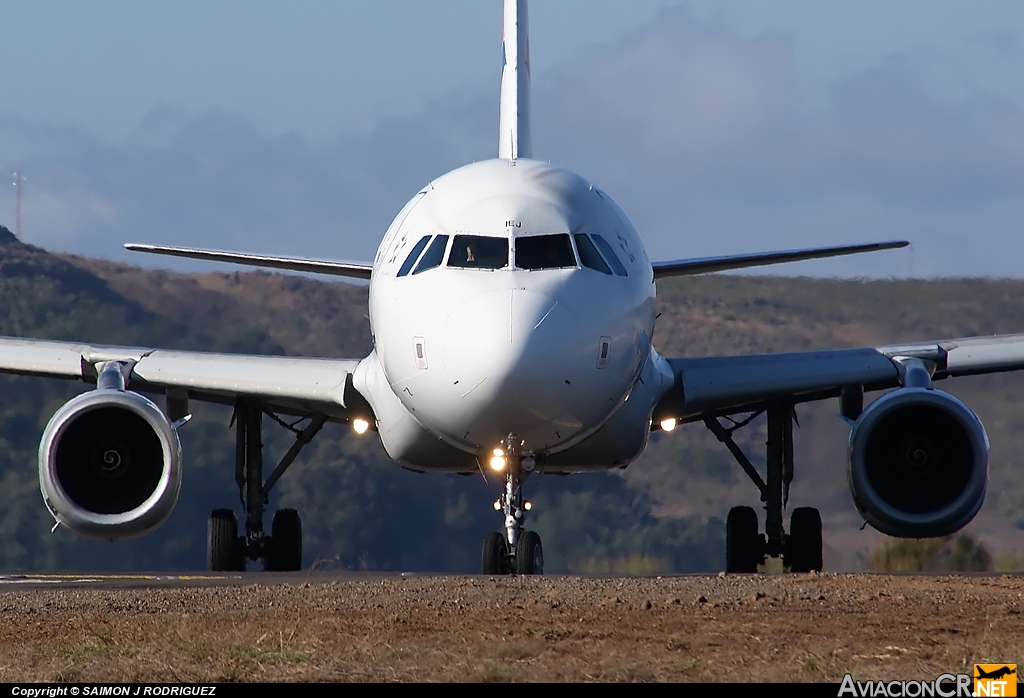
[1,1,1023,278]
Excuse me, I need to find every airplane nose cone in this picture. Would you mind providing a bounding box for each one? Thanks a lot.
[442,289,593,449]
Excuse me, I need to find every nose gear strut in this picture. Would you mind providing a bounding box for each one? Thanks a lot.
[481,433,544,575]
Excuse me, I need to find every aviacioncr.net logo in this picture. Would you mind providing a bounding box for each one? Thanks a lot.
[838,673,973,697]
[974,664,1017,697]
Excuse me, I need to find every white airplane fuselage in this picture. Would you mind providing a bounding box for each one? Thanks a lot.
[354,158,674,474]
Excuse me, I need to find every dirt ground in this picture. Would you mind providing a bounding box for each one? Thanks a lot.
[0,573,1021,683]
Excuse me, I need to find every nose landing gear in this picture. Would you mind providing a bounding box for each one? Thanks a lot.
[481,435,544,575]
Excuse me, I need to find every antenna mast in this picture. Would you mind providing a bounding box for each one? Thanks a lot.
[12,171,25,238]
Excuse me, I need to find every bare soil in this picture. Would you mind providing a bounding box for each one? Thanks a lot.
[0,574,1021,683]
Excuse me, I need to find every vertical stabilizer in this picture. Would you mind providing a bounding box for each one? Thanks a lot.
[498,0,532,160]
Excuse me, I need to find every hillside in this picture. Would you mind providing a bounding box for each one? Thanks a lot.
[2,225,1024,572]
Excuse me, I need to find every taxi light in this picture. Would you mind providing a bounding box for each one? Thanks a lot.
[493,448,504,457]
[353,418,370,434]
[660,418,677,433]
[489,455,506,471]
[524,501,533,511]
[493,500,501,511]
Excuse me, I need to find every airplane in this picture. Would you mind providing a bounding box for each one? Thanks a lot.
[1,0,1020,575]
[976,667,1017,681]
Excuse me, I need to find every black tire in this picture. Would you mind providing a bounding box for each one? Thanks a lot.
[481,531,508,574]
[267,508,302,571]
[726,506,761,573]
[516,530,544,575]
[208,509,240,572]
[786,507,823,573]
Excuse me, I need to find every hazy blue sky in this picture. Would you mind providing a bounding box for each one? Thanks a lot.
[2,1,1023,277]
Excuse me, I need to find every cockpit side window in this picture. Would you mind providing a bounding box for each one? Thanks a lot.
[573,234,612,275]
[515,233,577,270]
[397,235,432,277]
[591,234,629,277]
[447,235,509,270]
[412,234,450,275]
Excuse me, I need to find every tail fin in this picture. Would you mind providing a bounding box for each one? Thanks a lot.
[498,0,532,159]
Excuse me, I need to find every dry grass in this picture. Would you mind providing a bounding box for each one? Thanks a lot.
[0,574,1021,682]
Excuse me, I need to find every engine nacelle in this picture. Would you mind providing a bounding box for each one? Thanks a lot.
[38,390,182,540]
[848,387,988,538]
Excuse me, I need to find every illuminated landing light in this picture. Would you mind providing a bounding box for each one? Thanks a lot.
[490,455,507,472]
[493,500,501,511]
[660,418,677,433]
[353,418,370,434]
[524,501,533,511]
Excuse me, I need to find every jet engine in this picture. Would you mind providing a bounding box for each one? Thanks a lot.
[847,386,988,538]
[38,386,182,541]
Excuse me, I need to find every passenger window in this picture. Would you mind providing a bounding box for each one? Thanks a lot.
[447,235,509,269]
[397,235,432,277]
[591,234,628,277]
[515,234,576,270]
[412,235,449,274]
[574,234,612,275]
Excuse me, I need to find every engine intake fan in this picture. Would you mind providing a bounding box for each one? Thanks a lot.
[847,386,988,538]
[39,386,182,540]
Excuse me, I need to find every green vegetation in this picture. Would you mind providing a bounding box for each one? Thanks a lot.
[2,223,1024,572]
[868,534,993,572]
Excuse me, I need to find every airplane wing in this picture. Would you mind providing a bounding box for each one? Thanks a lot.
[652,240,908,279]
[0,336,368,420]
[654,332,1024,422]
[124,244,374,280]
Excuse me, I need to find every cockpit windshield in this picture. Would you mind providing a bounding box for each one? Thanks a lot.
[515,233,577,270]
[447,235,509,270]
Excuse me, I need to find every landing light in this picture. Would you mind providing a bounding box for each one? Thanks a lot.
[493,500,501,511]
[489,455,507,471]
[660,418,677,433]
[524,501,532,511]
[352,418,370,434]
[493,448,504,457]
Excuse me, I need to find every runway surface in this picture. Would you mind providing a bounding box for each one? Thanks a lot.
[0,570,421,591]
[0,568,1017,591]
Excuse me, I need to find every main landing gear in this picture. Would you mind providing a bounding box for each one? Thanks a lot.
[705,399,823,573]
[481,435,544,575]
[207,398,326,572]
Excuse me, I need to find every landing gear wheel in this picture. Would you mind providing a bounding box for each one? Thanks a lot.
[726,506,762,573]
[481,531,509,575]
[208,509,243,571]
[786,507,823,573]
[266,509,302,571]
[515,530,544,575]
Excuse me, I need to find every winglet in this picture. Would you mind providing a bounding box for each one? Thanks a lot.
[498,0,532,160]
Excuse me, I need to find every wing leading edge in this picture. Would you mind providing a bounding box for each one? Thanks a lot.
[124,244,374,280]
[653,332,1024,422]
[652,240,908,279]
[0,336,368,420]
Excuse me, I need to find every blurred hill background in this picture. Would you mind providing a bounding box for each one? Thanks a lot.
[1,224,1022,573]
